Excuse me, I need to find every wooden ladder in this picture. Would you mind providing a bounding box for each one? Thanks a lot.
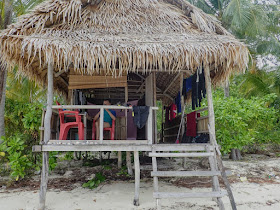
[149,144,237,210]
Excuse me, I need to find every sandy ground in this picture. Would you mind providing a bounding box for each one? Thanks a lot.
[0,181,280,210]
[0,155,280,210]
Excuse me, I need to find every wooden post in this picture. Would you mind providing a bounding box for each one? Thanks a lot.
[204,66,217,145]
[99,108,104,143]
[147,107,153,145]
[118,151,122,168]
[152,148,161,210]
[133,151,140,206]
[153,73,157,144]
[39,62,53,210]
[125,85,133,175]
[146,74,154,144]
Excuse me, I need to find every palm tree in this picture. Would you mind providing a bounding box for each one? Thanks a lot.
[187,0,280,160]
[0,0,13,140]
[0,0,43,140]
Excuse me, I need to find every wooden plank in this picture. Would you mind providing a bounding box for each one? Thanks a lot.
[154,191,227,199]
[163,125,179,131]
[151,171,221,177]
[149,152,214,158]
[197,116,209,121]
[151,144,213,151]
[37,144,152,152]
[48,140,149,145]
[52,105,158,110]
[68,82,127,90]
[133,151,140,206]
[69,75,126,82]
[196,107,208,113]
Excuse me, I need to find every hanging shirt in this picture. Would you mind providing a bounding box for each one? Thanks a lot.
[175,92,181,114]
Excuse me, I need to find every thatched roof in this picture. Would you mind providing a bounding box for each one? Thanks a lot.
[0,0,249,101]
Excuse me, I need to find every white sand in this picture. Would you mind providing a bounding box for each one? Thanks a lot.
[0,180,280,210]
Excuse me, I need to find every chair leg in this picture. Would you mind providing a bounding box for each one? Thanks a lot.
[78,123,84,140]
[60,125,70,140]
[92,123,95,140]
[110,130,114,140]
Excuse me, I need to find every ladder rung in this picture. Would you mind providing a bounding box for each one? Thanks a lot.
[151,171,221,177]
[149,152,214,158]
[154,191,227,198]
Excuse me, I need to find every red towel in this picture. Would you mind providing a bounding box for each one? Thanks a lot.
[186,111,199,137]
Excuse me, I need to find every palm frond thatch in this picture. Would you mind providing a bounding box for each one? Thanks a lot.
[0,0,249,96]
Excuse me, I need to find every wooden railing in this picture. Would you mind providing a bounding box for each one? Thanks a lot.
[52,105,158,144]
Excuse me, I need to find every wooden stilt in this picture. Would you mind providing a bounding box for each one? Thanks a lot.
[126,151,133,176]
[153,73,157,144]
[133,151,140,206]
[124,85,133,175]
[118,151,122,168]
[152,148,161,210]
[39,62,53,210]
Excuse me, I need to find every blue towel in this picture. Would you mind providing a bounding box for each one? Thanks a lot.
[175,92,181,114]
[182,76,192,97]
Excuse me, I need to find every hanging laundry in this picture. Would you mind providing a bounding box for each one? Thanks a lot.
[191,66,206,110]
[175,92,181,114]
[132,106,150,129]
[186,111,199,137]
[182,76,192,97]
[169,103,177,120]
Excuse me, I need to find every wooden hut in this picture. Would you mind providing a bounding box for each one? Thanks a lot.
[0,0,249,209]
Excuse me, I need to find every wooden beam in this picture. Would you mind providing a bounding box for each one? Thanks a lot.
[163,73,181,94]
[54,70,66,77]
[204,66,217,145]
[33,144,153,152]
[47,140,148,144]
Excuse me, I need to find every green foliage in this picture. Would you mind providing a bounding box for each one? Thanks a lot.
[116,166,130,177]
[213,88,280,154]
[49,152,58,171]
[82,172,106,189]
[0,134,36,180]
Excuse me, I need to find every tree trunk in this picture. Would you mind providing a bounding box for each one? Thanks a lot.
[0,0,12,142]
[224,80,230,98]
[0,69,7,141]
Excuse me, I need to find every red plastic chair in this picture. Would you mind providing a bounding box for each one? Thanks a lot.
[92,119,115,140]
[56,101,81,121]
[56,101,84,140]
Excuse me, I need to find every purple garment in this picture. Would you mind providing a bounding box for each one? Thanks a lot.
[127,100,138,140]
